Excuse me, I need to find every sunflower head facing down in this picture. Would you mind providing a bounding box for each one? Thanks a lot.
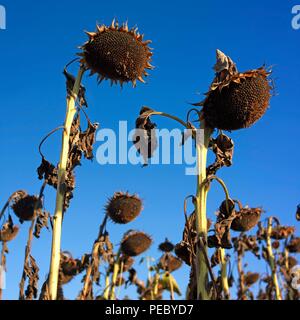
[79,19,154,87]
[198,50,272,131]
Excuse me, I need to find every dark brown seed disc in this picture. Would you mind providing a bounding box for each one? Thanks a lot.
[159,253,183,272]
[231,208,262,232]
[288,256,298,269]
[106,192,142,224]
[158,239,175,253]
[11,194,41,222]
[121,231,152,257]
[80,22,153,86]
[244,272,260,287]
[287,238,300,253]
[271,226,295,240]
[59,253,81,285]
[203,71,271,131]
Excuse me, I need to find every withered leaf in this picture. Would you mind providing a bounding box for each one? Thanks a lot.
[63,67,88,108]
[34,210,50,239]
[133,107,158,166]
[20,255,39,300]
[37,115,98,211]
[207,133,234,177]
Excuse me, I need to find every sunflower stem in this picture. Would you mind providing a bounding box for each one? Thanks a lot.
[103,272,111,300]
[109,252,121,300]
[220,248,230,300]
[48,66,85,300]
[195,123,213,300]
[153,272,160,298]
[116,261,124,299]
[266,217,282,300]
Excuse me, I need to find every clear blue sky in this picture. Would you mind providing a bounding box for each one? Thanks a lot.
[0,0,299,300]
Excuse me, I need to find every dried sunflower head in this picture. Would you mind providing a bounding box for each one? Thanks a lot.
[105,192,143,224]
[231,207,262,232]
[244,272,260,287]
[120,230,152,257]
[199,50,272,131]
[287,256,298,269]
[270,226,295,240]
[59,252,83,285]
[79,19,153,87]
[11,192,42,222]
[287,237,300,253]
[159,253,183,273]
[158,239,175,253]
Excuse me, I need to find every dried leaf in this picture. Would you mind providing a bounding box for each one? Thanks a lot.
[63,67,88,108]
[207,133,234,177]
[34,211,50,239]
[133,107,158,166]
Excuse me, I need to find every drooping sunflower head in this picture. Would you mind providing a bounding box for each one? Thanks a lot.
[79,19,154,87]
[159,253,183,273]
[287,237,300,253]
[105,192,143,224]
[231,207,263,232]
[120,230,152,257]
[11,191,42,222]
[158,239,175,253]
[244,272,260,287]
[199,50,273,131]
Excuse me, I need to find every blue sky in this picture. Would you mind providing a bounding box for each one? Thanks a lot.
[0,0,299,300]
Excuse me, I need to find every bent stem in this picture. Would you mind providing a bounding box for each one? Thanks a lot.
[48,66,85,300]
[220,248,230,300]
[195,122,213,300]
[266,217,282,300]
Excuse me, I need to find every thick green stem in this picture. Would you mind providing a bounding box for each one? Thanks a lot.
[103,272,111,300]
[195,123,212,300]
[266,217,282,300]
[153,272,160,298]
[48,66,85,300]
[109,252,121,300]
[220,248,230,300]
